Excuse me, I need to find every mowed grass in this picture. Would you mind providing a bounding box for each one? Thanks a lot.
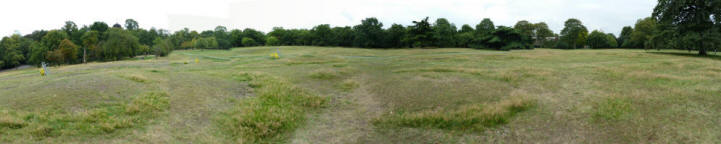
[1,46,721,143]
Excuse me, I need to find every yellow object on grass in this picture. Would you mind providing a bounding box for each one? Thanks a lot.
[195,58,199,64]
[39,68,45,76]
[270,52,280,59]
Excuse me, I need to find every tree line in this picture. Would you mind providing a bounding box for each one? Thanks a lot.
[1,0,719,70]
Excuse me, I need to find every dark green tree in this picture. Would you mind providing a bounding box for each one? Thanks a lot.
[653,0,721,55]
[407,17,433,48]
[352,17,385,48]
[432,18,457,47]
[311,24,332,46]
[629,17,657,49]
[125,19,139,31]
[618,26,634,48]
[588,30,611,48]
[386,24,407,48]
[560,18,588,49]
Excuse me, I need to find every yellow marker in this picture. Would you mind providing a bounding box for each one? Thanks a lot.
[39,68,45,76]
[270,53,279,59]
[195,58,199,64]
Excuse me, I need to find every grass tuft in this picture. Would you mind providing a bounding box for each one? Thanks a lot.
[374,98,534,131]
[593,97,633,121]
[309,69,341,79]
[336,79,360,91]
[218,72,326,143]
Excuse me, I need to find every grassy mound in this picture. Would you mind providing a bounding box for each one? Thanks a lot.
[216,72,326,143]
[0,92,169,140]
[374,98,534,131]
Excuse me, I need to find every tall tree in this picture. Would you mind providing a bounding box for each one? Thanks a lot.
[629,17,657,49]
[311,24,332,46]
[459,24,474,33]
[432,18,457,47]
[81,31,100,62]
[352,17,385,48]
[242,28,266,46]
[471,18,496,48]
[0,35,26,68]
[407,17,433,48]
[386,24,407,48]
[618,26,634,48]
[125,19,139,31]
[588,30,611,48]
[560,18,588,49]
[534,22,554,47]
[653,0,721,55]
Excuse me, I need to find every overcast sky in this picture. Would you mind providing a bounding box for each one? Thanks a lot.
[0,0,656,37]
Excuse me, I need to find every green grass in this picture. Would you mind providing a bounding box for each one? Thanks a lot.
[1,46,721,143]
[215,72,326,143]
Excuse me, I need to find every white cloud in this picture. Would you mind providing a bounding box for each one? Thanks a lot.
[0,0,656,37]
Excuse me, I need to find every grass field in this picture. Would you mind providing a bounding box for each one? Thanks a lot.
[1,46,721,143]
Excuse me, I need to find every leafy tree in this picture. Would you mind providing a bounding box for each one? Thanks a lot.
[214,26,232,49]
[476,18,496,35]
[152,38,173,57]
[653,0,721,55]
[560,18,588,49]
[486,26,530,50]
[588,30,611,48]
[28,42,47,65]
[455,32,474,48]
[618,26,634,48]
[471,18,496,48]
[81,30,100,62]
[230,29,243,47]
[514,20,536,49]
[58,39,79,64]
[112,23,123,29]
[331,26,354,47]
[386,24,407,48]
[41,30,69,51]
[125,19,139,31]
[606,33,618,48]
[629,17,657,49]
[0,35,26,68]
[241,37,256,46]
[407,17,433,48]
[242,28,265,46]
[90,22,109,35]
[311,24,332,46]
[266,36,280,46]
[514,20,535,39]
[352,17,385,48]
[459,24,474,33]
[432,18,457,47]
[62,21,83,45]
[102,28,140,60]
[534,22,554,47]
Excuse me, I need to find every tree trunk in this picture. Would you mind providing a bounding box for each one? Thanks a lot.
[699,48,708,56]
[83,47,87,63]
